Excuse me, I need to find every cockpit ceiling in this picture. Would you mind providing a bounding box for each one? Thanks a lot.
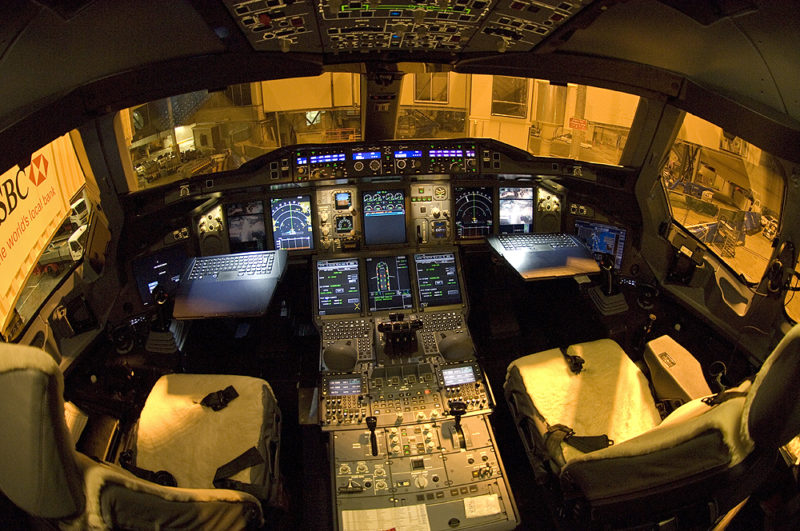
[224,0,592,54]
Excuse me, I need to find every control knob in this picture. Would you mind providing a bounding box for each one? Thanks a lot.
[396,159,407,170]
[369,159,382,171]
[353,161,364,172]
[415,476,428,488]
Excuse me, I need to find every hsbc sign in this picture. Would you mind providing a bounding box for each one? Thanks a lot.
[0,133,87,336]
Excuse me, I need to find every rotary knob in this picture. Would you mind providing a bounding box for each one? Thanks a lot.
[396,159,407,170]
[369,159,382,171]
[415,476,428,489]
[354,161,364,172]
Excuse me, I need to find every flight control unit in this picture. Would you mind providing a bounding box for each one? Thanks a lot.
[314,249,519,531]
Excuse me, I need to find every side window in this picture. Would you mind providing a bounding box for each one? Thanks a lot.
[0,132,88,340]
[660,112,785,284]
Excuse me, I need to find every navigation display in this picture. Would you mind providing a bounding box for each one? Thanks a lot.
[499,187,533,234]
[270,195,313,250]
[575,220,627,271]
[454,186,493,239]
[317,258,362,315]
[366,255,413,312]
[362,190,406,245]
[132,246,187,306]
[442,365,476,386]
[414,252,462,308]
[329,377,362,396]
[227,201,266,252]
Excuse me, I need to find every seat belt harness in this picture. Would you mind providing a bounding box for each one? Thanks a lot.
[546,424,614,454]
[213,446,268,498]
[119,450,178,487]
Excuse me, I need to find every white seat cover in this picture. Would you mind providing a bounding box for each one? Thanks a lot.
[136,373,277,489]
[507,339,662,462]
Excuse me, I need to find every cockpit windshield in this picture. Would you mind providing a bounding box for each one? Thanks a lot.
[120,72,640,192]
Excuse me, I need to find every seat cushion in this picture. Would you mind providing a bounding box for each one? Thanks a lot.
[135,374,279,491]
[505,339,662,463]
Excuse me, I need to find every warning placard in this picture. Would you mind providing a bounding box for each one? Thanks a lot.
[569,117,588,130]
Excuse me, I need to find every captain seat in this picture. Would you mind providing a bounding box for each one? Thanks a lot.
[0,342,283,529]
[504,325,800,528]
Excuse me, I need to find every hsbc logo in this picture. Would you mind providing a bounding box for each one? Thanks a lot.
[29,154,49,186]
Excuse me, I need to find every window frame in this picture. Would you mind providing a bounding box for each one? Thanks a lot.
[491,76,529,119]
[414,73,449,104]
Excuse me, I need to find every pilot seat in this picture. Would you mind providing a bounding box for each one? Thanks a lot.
[0,342,284,529]
[504,325,800,528]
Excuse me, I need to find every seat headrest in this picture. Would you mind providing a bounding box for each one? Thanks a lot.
[745,324,800,449]
[0,343,85,518]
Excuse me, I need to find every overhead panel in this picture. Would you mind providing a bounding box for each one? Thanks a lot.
[224,0,322,52]
[224,0,593,54]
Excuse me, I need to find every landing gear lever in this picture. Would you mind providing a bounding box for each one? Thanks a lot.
[449,401,467,449]
[366,416,378,456]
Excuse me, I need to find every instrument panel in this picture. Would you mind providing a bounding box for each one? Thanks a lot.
[128,139,635,312]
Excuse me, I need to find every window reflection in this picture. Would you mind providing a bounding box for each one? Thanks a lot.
[527,81,638,165]
[661,112,785,283]
[122,73,640,191]
[9,194,89,339]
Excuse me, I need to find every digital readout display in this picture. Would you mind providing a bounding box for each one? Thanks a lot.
[394,150,422,158]
[429,149,463,158]
[329,377,362,396]
[353,151,381,160]
[310,153,345,164]
[442,366,476,386]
